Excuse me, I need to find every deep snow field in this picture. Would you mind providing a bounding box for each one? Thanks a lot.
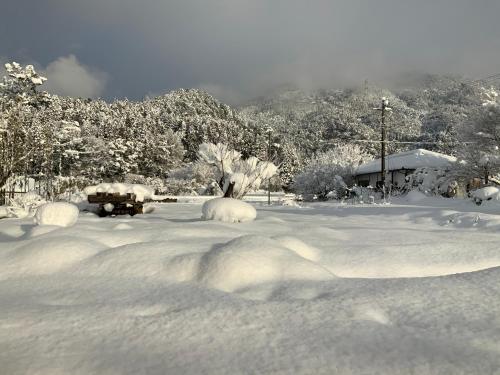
[1,197,500,374]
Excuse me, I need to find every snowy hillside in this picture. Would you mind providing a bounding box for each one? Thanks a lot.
[1,199,500,374]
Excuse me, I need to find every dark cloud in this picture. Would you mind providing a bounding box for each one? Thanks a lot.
[1,0,500,103]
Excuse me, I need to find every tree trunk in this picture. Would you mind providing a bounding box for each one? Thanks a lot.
[223,182,235,198]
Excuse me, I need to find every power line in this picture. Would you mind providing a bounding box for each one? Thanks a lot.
[348,139,475,145]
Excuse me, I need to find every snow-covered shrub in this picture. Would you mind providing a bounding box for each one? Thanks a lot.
[7,191,47,218]
[34,202,79,227]
[404,167,457,197]
[292,145,370,200]
[471,186,500,205]
[201,198,257,223]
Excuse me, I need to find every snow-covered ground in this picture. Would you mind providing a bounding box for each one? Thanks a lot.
[1,197,500,374]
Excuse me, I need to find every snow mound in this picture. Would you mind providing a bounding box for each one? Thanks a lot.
[84,183,155,202]
[1,236,103,278]
[34,202,79,227]
[405,190,427,203]
[113,223,133,230]
[201,198,257,223]
[195,235,335,292]
[273,235,322,262]
[75,242,169,279]
[472,186,500,202]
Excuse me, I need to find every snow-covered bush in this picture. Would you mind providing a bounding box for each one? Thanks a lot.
[293,145,370,200]
[34,202,79,227]
[7,191,47,218]
[471,186,500,205]
[404,167,457,197]
[201,198,257,223]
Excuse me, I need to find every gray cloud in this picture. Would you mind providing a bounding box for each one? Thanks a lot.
[1,0,500,103]
[42,55,107,98]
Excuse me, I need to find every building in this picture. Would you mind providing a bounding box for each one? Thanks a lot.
[354,149,457,189]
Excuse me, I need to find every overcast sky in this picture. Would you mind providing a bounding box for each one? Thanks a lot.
[1,0,500,103]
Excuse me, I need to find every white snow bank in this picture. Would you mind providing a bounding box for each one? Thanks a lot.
[273,235,322,262]
[201,198,257,223]
[84,183,155,202]
[191,235,335,292]
[34,202,79,227]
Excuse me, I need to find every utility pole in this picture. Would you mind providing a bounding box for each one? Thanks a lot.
[374,97,392,200]
[267,127,272,205]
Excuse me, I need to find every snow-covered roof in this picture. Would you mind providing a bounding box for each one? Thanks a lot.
[355,149,457,175]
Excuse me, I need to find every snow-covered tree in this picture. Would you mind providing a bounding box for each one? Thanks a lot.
[0,63,50,190]
[198,142,241,189]
[455,88,500,184]
[0,62,47,104]
[293,144,371,200]
[198,142,278,199]
[224,156,278,199]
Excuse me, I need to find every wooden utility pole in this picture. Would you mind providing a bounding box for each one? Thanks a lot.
[267,128,272,205]
[374,98,391,200]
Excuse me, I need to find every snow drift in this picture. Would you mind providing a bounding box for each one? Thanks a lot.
[1,236,104,278]
[165,235,334,292]
[201,198,257,223]
[34,202,79,227]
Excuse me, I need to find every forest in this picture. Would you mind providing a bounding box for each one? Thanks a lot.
[1,62,499,200]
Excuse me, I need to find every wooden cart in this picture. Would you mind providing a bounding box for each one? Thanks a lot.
[87,192,143,217]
